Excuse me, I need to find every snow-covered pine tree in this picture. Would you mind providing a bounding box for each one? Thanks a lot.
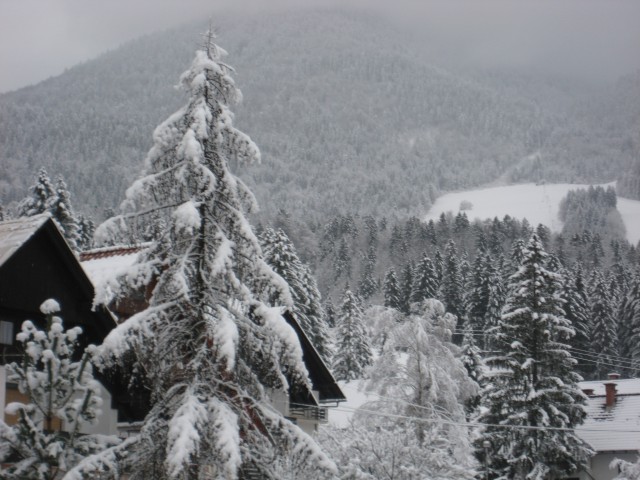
[0,300,119,479]
[562,265,593,378]
[76,215,95,251]
[410,253,439,304]
[399,262,414,314]
[357,245,378,300]
[460,324,484,418]
[383,268,402,312]
[440,239,464,323]
[466,253,492,332]
[589,271,620,378]
[333,237,351,280]
[49,176,80,250]
[260,227,332,361]
[88,32,335,480]
[17,169,81,250]
[17,167,56,217]
[483,261,506,352]
[332,288,372,381]
[620,275,640,376]
[477,234,592,480]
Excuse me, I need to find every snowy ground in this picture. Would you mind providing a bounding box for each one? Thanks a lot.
[329,380,375,428]
[425,182,640,245]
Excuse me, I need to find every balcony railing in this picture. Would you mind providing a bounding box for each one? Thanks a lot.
[289,404,328,423]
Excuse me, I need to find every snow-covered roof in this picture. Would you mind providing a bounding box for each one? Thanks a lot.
[577,378,640,452]
[0,214,50,268]
[80,244,148,288]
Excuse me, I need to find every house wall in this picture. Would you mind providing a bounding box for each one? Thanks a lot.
[587,451,638,480]
[0,366,5,419]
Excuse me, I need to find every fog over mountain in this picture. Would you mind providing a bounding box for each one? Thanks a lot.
[1,7,638,224]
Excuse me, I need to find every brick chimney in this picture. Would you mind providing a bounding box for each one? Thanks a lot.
[605,373,620,408]
[582,388,594,396]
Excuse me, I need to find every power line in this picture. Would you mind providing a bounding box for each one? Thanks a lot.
[316,402,640,435]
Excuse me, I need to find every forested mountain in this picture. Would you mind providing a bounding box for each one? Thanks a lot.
[2,8,636,223]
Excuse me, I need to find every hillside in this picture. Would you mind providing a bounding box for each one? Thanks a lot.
[0,9,554,221]
[1,8,637,224]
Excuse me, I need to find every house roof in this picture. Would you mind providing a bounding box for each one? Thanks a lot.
[0,214,117,342]
[0,214,50,269]
[283,311,346,403]
[80,244,148,288]
[577,378,640,452]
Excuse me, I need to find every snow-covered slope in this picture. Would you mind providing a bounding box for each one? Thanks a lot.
[425,183,640,245]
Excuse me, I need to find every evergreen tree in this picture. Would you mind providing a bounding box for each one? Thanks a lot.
[477,234,591,480]
[383,268,402,312]
[483,263,506,352]
[17,167,56,217]
[49,175,80,250]
[466,253,492,332]
[411,254,439,303]
[440,240,464,321]
[0,300,119,479]
[333,237,351,280]
[399,261,414,314]
[460,324,484,418]
[332,288,372,381]
[562,266,593,378]
[619,276,640,376]
[357,245,378,300]
[90,34,335,479]
[323,297,337,328]
[260,227,332,362]
[590,271,620,378]
[76,215,95,251]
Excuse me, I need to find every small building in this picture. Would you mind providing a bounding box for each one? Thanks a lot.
[80,243,345,436]
[0,214,120,434]
[574,374,640,480]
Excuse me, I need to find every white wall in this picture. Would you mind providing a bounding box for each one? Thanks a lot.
[587,452,638,480]
[0,365,5,419]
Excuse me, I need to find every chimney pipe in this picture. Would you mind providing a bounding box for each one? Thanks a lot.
[605,382,617,408]
[608,372,621,380]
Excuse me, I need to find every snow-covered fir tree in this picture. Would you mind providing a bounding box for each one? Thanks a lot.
[332,288,372,381]
[562,265,593,378]
[589,271,619,378]
[440,239,464,321]
[17,167,56,218]
[49,176,80,250]
[88,33,335,479]
[619,276,640,375]
[383,268,402,312]
[357,245,378,300]
[410,254,438,304]
[17,169,81,250]
[477,234,592,480]
[260,227,332,361]
[76,215,95,251]
[0,300,119,480]
[460,324,484,417]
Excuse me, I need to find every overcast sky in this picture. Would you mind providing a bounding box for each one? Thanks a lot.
[1,0,639,93]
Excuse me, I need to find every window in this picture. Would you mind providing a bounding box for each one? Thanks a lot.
[0,321,13,345]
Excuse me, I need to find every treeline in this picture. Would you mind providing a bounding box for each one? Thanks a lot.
[559,185,626,239]
[274,189,640,381]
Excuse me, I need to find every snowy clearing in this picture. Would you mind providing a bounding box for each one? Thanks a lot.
[425,183,640,245]
[329,380,375,428]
